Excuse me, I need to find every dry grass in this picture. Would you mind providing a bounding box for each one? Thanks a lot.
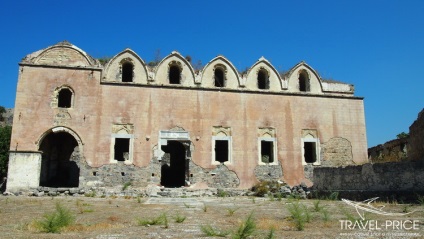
[256,217,289,230]
[64,222,125,232]
[0,196,422,238]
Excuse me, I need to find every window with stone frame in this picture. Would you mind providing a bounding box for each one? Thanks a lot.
[257,68,270,90]
[258,128,277,165]
[169,63,181,84]
[121,61,134,82]
[110,124,134,165]
[54,86,74,109]
[301,130,320,165]
[212,127,232,165]
[214,66,226,87]
[299,70,310,92]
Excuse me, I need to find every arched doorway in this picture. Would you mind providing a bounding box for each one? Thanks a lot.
[160,141,187,187]
[39,131,80,187]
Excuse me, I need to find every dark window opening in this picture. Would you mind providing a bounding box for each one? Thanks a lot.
[114,138,130,161]
[214,68,225,87]
[39,131,80,187]
[304,142,317,163]
[160,141,187,187]
[215,140,229,163]
[261,141,274,163]
[299,72,310,92]
[58,88,72,108]
[122,62,133,82]
[257,70,269,90]
[169,65,181,84]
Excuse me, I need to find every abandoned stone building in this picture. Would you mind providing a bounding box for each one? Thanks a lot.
[368,137,409,163]
[6,41,368,193]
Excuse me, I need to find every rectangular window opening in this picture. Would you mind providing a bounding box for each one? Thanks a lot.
[304,142,317,163]
[215,140,229,163]
[114,138,130,161]
[261,141,274,163]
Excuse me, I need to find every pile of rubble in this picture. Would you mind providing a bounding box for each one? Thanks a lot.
[4,180,311,199]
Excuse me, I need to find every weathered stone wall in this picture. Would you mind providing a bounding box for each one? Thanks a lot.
[312,161,424,193]
[254,163,283,181]
[409,109,424,161]
[320,137,354,167]
[368,138,408,163]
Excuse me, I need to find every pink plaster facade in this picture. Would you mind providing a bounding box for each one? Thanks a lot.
[7,41,368,192]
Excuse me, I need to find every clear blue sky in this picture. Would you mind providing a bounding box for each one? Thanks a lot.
[1,0,423,148]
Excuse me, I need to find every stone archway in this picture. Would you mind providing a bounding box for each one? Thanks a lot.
[38,129,81,187]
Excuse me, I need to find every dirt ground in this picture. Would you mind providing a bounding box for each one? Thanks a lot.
[0,195,423,239]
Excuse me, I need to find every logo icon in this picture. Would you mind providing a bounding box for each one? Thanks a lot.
[342,197,415,220]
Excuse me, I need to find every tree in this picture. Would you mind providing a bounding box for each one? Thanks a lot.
[0,125,11,179]
[396,132,409,139]
[0,106,5,121]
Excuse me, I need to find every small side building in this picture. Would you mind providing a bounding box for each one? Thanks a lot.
[6,41,368,193]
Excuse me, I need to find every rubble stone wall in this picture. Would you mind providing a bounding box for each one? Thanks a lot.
[312,160,424,192]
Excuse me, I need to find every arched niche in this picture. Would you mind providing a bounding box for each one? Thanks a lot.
[103,49,148,84]
[245,58,283,91]
[200,56,241,88]
[154,51,196,86]
[286,62,323,94]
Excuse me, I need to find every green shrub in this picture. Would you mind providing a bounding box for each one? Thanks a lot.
[122,181,132,191]
[36,202,75,233]
[264,227,275,239]
[313,200,323,212]
[84,191,96,197]
[137,213,168,228]
[174,213,186,223]
[200,224,229,237]
[252,181,280,197]
[217,189,229,197]
[417,194,424,206]
[232,212,256,239]
[226,207,239,216]
[328,192,339,200]
[0,125,12,179]
[321,208,330,222]
[287,202,307,231]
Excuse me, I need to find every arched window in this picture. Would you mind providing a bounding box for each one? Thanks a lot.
[257,69,269,90]
[122,62,134,82]
[169,64,181,84]
[214,67,225,87]
[299,71,310,92]
[301,133,320,165]
[58,88,72,108]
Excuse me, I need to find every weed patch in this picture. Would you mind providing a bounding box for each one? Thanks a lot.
[200,224,229,237]
[35,202,75,233]
[232,212,256,239]
[137,213,168,228]
[287,201,307,231]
